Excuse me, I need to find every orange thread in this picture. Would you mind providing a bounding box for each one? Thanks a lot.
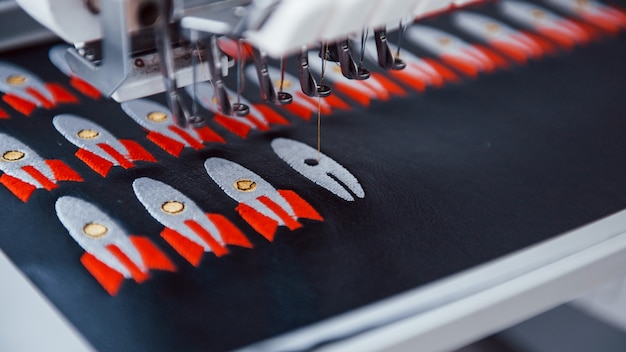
[129,236,176,272]
[206,213,253,248]
[370,72,408,97]
[160,227,204,267]
[184,219,229,257]
[0,107,8,119]
[147,131,185,157]
[257,196,302,231]
[278,189,323,221]
[81,252,125,296]
[45,159,83,182]
[2,93,37,116]
[0,173,36,202]
[97,143,134,169]
[119,139,157,162]
[75,148,114,177]
[236,202,279,241]
[21,165,57,191]
[214,114,251,138]
[106,244,150,283]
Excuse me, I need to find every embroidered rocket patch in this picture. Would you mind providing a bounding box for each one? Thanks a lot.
[452,12,555,63]
[271,138,365,201]
[499,0,596,48]
[543,0,626,34]
[0,133,82,202]
[48,45,102,99]
[121,99,225,157]
[204,157,323,241]
[55,196,175,296]
[245,65,349,120]
[185,82,288,138]
[132,177,251,266]
[405,25,510,78]
[0,61,77,116]
[53,114,157,177]
[307,55,406,107]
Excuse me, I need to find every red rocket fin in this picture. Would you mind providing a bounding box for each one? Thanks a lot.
[160,227,204,266]
[257,195,302,231]
[69,76,101,99]
[119,139,157,163]
[278,189,324,221]
[0,173,36,202]
[25,87,54,109]
[129,236,176,272]
[21,165,57,191]
[80,252,125,296]
[45,83,78,104]
[75,148,114,177]
[334,82,371,107]
[147,131,185,157]
[106,244,150,283]
[214,114,252,138]
[194,126,226,143]
[252,104,290,125]
[45,159,83,182]
[2,93,37,116]
[236,202,279,241]
[184,219,229,257]
[168,125,204,150]
[97,143,134,169]
[206,213,253,248]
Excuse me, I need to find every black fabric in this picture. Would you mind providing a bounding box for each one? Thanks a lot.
[1,1,626,351]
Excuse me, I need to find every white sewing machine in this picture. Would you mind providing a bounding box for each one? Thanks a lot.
[14,0,480,126]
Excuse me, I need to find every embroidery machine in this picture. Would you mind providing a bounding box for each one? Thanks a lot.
[2,0,626,351]
[13,0,480,127]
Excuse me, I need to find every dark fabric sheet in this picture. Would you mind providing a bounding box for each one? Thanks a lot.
[1,1,625,350]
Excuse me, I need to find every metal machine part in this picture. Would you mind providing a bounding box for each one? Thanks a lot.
[13,0,481,127]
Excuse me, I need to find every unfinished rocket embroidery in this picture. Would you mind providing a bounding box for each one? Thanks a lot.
[0,61,77,116]
[245,65,350,120]
[0,133,82,202]
[271,138,365,201]
[185,82,287,138]
[308,54,407,107]
[132,177,251,266]
[452,12,556,64]
[405,25,509,78]
[53,114,157,177]
[500,0,597,48]
[55,196,175,296]
[204,157,323,241]
[49,45,102,99]
[543,0,626,34]
[121,99,225,157]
